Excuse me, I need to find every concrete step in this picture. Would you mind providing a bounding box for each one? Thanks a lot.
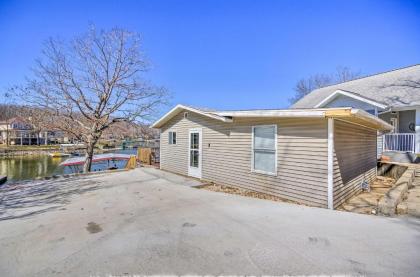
[341,204,376,215]
[406,186,420,217]
[397,202,408,215]
[382,151,420,164]
[412,178,420,186]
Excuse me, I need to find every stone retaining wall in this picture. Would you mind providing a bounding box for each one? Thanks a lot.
[378,166,417,216]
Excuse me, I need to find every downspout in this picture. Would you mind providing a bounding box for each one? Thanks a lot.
[416,107,420,154]
[327,118,334,210]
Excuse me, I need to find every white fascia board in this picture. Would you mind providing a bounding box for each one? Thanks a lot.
[151,104,232,129]
[216,110,326,118]
[389,105,420,112]
[315,90,388,110]
[351,109,393,131]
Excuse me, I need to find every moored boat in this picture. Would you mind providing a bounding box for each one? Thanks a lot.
[0,175,7,185]
[49,152,71,158]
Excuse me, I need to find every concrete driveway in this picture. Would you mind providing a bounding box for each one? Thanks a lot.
[0,168,419,276]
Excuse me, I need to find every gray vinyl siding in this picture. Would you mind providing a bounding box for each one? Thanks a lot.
[160,110,379,209]
[160,111,329,207]
[377,134,383,159]
[398,110,416,133]
[333,120,377,208]
[324,94,378,112]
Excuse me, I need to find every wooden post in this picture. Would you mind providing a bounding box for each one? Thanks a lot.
[138,148,152,165]
[125,156,137,169]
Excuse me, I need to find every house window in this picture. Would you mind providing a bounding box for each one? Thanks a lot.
[168,131,177,144]
[252,125,277,175]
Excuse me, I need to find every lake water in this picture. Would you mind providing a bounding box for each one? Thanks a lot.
[0,149,137,184]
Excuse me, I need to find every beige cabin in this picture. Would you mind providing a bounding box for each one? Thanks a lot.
[152,105,393,209]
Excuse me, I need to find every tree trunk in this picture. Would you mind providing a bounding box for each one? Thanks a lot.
[6,124,9,147]
[83,140,96,173]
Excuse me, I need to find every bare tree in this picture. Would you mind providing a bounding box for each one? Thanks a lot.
[290,74,332,104]
[14,26,167,172]
[289,66,362,104]
[138,124,159,140]
[334,66,361,83]
[0,92,18,146]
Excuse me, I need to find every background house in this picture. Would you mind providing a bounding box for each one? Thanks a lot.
[292,64,420,160]
[0,117,68,145]
[0,117,38,145]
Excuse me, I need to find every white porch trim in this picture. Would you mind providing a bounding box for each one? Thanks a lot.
[383,133,416,153]
[315,89,388,110]
[327,118,334,210]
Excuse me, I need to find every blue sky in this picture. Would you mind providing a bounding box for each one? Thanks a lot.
[0,0,419,112]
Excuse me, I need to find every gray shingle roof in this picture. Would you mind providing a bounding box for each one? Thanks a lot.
[291,64,420,109]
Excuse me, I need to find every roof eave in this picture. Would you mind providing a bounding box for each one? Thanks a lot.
[153,105,392,132]
[325,108,393,131]
[151,104,232,129]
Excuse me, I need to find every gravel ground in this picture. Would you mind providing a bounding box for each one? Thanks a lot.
[199,183,301,205]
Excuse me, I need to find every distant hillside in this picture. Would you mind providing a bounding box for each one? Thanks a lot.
[0,105,27,121]
[0,104,157,140]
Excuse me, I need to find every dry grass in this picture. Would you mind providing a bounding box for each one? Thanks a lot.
[338,176,396,215]
[199,183,300,205]
[370,176,396,189]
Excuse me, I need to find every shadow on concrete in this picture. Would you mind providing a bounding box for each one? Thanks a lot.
[0,176,102,221]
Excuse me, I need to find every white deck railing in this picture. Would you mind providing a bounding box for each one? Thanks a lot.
[383,133,416,153]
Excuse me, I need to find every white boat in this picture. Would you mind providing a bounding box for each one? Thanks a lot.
[49,152,71,158]
[60,153,133,166]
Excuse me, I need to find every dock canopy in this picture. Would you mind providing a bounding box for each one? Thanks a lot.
[60,153,133,166]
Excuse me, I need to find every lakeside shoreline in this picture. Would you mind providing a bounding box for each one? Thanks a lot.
[0,146,127,157]
[0,148,138,184]
[0,148,60,157]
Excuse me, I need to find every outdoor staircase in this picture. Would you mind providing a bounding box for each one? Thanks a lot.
[382,151,420,164]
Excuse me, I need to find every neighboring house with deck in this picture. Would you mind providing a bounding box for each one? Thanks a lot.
[152,105,392,209]
[0,117,38,145]
[292,64,420,160]
[0,117,68,145]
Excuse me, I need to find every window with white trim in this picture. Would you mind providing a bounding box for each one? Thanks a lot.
[252,125,276,174]
[168,131,176,144]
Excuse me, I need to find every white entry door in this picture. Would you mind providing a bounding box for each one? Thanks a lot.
[188,128,202,178]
